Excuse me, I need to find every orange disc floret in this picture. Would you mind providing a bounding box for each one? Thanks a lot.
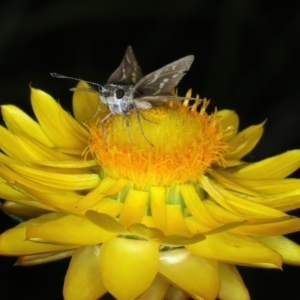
[88,99,228,187]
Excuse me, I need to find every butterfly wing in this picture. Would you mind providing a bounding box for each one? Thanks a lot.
[133,55,194,98]
[107,46,143,85]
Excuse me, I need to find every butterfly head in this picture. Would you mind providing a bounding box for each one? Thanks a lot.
[99,84,136,114]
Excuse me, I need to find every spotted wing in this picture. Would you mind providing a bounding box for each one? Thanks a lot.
[133,55,194,99]
[107,46,143,85]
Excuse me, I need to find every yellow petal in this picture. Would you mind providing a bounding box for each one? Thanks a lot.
[254,236,300,266]
[208,173,300,211]
[15,135,76,161]
[0,126,29,163]
[0,213,75,255]
[66,177,127,213]
[26,214,115,245]
[224,159,246,167]
[72,81,102,122]
[16,249,73,266]
[217,176,300,195]
[0,164,76,195]
[185,231,282,268]
[202,175,287,220]
[30,87,88,148]
[267,196,300,212]
[180,184,236,228]
[2,201,50,218]
[8,163,100,190]
[119,188,149,227]
[64,245,107,300]
[226,122,264,160]
[100,237,160,300]
[33,159,98,169]
[1,104,53,147]
[136,274,170,300]
[159,249,220,300]
[218,263,250,300]
[20,189,81,212]
[233,217,300,236]
[226,150,300,180]
[0,177,33,201]
[186,216,246,237]
[150,186,168,233]
[164,204,191,236]
[210,170,261,197]
[202,200,246,225]
[141,215,156,228]
[200,176,236,212]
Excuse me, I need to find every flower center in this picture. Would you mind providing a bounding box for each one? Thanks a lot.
[88,99,228,187]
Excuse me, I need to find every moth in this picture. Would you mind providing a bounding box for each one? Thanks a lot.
[51,46,194,143]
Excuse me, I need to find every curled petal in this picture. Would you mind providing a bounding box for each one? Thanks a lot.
[218,263,250,300]
[159,248,220,300]
[137,274,170,300]
[16,250,73,266]
[217,110,239,142]
[2,201,50,219]
[64,245,107,300]
[100,237,160,300]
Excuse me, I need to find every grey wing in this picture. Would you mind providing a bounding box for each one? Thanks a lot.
[135,95,198,105]
[134,55,194,97]
[107,46,143,84]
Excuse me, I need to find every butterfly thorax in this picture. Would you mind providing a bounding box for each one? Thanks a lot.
[99,83,136,114]
[99,83,152,114]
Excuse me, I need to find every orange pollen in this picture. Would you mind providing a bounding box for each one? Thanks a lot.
[87,100,228,187]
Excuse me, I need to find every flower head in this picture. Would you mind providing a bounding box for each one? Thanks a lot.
[1,81,300,300]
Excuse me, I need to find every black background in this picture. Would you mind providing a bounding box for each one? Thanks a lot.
[0,0,300,299]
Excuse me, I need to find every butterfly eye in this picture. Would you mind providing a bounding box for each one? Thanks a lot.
[115,89,125,99]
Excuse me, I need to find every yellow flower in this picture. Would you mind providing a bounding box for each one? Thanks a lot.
[1,81,300,300]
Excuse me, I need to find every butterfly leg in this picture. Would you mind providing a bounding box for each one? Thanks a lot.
[124,114,135,145]
[139,112,158,124]
[132,103,154,146]
[84,102,106,124]
[100,112,113,144]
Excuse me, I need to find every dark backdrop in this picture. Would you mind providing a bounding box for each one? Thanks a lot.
[0,0,300,299]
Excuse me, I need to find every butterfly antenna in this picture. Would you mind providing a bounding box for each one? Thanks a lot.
[50,73,105,90]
